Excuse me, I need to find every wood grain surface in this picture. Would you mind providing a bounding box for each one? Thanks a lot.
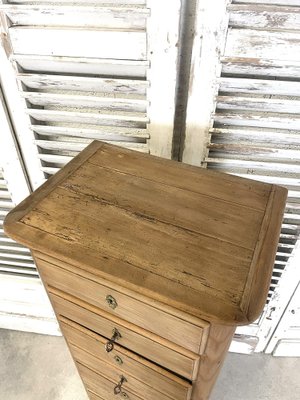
[37,257,208,353]
[191,324,235,400]
[77,362,143,400]
[60,317,193,399]
[4,141,287,325]
[49,288,199,380]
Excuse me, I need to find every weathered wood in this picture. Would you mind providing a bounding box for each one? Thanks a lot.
[217,96,300,114]
[225,29,300,61]
[191,324,235,400]
[60,318,198,389]
[78,363,143,400]
[18,73,148,95]
[49,288,198,380]
[242,185,287,321]
[221,57,300,78]
[14,55,148,78]
[7,0,146,3]
[31,124,149,139]
[229,4,300,30]
[146,0,181,158]
[22,92,148,113]
[214,113,300,130]
[0,5,149,29]
[87,391,104,400]
[232,0,300,5]
[220,77,300,96]
[183,0,230,166]
[9,27,147,60]
[210,128,300,148]
[0,46,44,190]
[27,109,148,128]
[4,142,287,325]
[72,346,190,400]
[207,143,300,164]
[35,251,211,334]
[33,140,148,154]
[36,257,209,353]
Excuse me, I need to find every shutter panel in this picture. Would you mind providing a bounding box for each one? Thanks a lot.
[0,78,58,334]
[1,0,181,184]
[0,170,36,277]
[208,2,300,312]
[0,83,37,278]
[0,0,181,335]
[268,280,300,356]
[184,0,300,352]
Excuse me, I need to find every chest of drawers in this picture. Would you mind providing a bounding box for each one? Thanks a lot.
[4,141,287,399]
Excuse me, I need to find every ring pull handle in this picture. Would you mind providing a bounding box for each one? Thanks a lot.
[105,328,122,353]
[114,375,127,395]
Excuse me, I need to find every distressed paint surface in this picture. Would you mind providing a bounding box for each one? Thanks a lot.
[183,0,231,166]
[207,0,300,353]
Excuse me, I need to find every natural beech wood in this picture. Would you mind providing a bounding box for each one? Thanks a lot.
[77,362,144,400]
[72,345,191,400]
[191,324,235,400]
[35,252,210,334]
[87,392,105,400]
[37,257,208,353]
[4,141,287,399]
[60,317,194,398]
[4,141,287,325]
[49,288,199,380]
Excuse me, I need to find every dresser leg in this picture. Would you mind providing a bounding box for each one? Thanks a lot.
[191,324,235,400]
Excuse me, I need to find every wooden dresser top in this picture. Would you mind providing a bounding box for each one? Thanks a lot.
[4,141,287,325]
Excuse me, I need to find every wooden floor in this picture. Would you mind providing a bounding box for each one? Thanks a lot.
[0,328,299,400]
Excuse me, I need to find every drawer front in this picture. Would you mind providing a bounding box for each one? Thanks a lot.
[77,362,143,400]
[60,317,192,400]
[87,391,104,400]
[36,256,208,353]
[73,345,191,400]
[50,288,199,380]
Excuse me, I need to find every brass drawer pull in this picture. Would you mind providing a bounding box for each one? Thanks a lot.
[114,375,128,396]
[106,294,118,309]
[105,328,122,353]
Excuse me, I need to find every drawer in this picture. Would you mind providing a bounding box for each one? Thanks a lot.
[60,317,192,400]
[50,288,199,380]
[87,391,104,400]
[77,362,143,400]
[36,255,209,353]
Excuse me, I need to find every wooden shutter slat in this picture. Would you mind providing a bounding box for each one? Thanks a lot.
[18,73,148,95]
[22,92,148,113]
[31,125,149,139]
[220,77,300,96]
[13,55,148,78]
[0,5,149,29]
[9,27,147,60]
[229,5,300,30]
[27,109,148,127]
[225,28,300,61]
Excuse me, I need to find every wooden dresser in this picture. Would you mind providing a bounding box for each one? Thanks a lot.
[4,141,287,400]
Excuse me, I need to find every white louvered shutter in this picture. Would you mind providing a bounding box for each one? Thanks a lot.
[0,0,182,334]
[267,279,300,356]
[0,167,35,277]
[0,0,181,188]
[184,0,300,353]
[0,79,58,334]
